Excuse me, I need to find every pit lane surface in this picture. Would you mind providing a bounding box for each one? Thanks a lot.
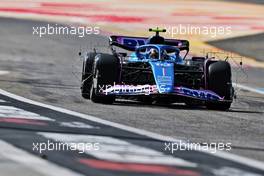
[0,17,264,175]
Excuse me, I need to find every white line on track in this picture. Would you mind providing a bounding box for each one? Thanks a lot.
[234,83,264,95]
[0,140,84,176]
[0,70,9,75]
[0,105,54,121]
[0,88,264,171]
[0,99,6,102]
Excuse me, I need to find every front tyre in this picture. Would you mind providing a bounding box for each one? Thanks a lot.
[206,61,233,110]
[206,102,231,111]
[81,52,96,99]
[90,53,119,104]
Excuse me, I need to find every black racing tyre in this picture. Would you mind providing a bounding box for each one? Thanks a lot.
[206,102,231,111]
[206,61,233,110]
[90,53,119,104]
[81,52,96,99]
[185,100,202,108]
[154,98,172,105]
[137,97,153,105]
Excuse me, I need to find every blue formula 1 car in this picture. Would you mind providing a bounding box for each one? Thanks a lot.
[80,28,234,110]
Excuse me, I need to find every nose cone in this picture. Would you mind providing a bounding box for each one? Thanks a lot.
[149,61,174,93]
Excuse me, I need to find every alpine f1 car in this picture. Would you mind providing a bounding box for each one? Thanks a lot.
[80,28,234,110]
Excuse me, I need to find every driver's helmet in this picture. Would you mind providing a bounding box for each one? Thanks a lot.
[149,48,158,59]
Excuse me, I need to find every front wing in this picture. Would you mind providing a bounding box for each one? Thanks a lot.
[100,84,229,102]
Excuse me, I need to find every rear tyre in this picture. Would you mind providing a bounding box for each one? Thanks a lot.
[81,52,96,99]
[206,61,233,110]
[90,53,119,104]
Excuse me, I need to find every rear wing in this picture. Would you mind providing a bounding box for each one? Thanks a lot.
[109,35,189,51]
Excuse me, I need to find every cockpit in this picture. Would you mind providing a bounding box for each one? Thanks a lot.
[135,45,182,62]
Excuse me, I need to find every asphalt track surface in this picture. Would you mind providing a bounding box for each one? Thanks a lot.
[0,17,264,175]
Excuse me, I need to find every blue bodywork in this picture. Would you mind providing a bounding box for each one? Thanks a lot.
[104,43,224,101]
[129,45,182,94]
